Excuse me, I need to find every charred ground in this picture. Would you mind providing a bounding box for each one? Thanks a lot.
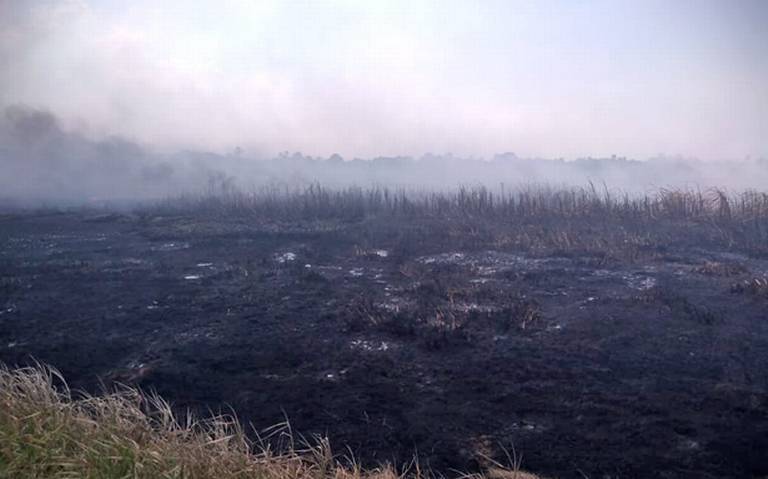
[1,186,767,478]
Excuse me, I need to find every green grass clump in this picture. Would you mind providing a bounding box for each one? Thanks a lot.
[0,364,541,479]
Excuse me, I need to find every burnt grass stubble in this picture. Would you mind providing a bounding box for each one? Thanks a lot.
[1,187,768,478]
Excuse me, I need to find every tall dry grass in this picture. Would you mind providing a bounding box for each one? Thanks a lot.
[153,183,768,223]
[147,184,768,258]
[0,364,541,479]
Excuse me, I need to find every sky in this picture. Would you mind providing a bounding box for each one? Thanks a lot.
[1,0,766,160]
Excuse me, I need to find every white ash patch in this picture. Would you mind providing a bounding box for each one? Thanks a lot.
[174,328,218,344]
[126,360,147,370]
[196,262,213,267]
[451,302,501,313]
[542,290,568,297]
[418,252,465,264]
[579,296,598,309]
[475,265,508,276]
[376,297,411,312]
[124,258,148,265]
[625,274,657,290]
[88,235,108,242]
[184,274,201,280]
[348,267,365,277]
[153,242,190,252]
[677,438,701,451]
[350,339,391,352]
[374,249,389,258]
[378,302,401,312]
[507,419,546,433]
[313,265,344,279]
[275,252,297,263]
[110,359,156,382]
[322,370,348,381]
[417,251,552,274]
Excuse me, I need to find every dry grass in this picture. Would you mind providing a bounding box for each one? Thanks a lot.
[731,277,768,299]
[694,261,748,277]
[0,364,542,479]
[153,184,768,224]
[147,184,768,259]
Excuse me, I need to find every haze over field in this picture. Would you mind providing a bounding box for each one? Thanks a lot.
[0,0,767,202]
[4,4,768,477]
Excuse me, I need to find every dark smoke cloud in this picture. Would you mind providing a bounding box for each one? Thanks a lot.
[0,105,191,204]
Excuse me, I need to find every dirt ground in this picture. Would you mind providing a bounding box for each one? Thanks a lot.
[1,211,767,478]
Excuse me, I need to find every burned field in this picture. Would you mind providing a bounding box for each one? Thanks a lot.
[1,187,768,478]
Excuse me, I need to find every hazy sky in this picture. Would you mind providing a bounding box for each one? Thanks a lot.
[1,0,766,159]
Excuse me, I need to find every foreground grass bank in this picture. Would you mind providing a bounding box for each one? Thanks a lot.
[0,364,540,479]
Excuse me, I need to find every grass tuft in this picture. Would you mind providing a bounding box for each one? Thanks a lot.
[731,277,768,299]
[0,363,542,479]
